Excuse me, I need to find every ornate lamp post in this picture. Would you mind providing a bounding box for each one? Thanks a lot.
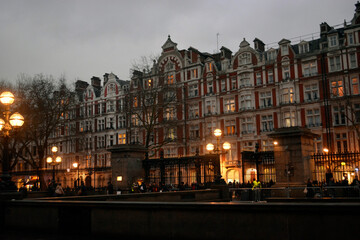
[0,91,25,190]
[46,146,62,182]
[206,129,231,183]
[73,162,80,188]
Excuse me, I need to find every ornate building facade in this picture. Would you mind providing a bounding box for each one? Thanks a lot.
[11,2,360,189]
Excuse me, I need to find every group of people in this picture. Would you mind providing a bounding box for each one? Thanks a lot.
[47,180,88,197]
[305,175,360,198]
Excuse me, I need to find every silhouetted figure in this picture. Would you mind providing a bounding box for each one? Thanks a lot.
[107,182,114,194]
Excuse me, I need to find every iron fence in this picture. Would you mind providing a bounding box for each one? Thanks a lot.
[312,152,360,182]
[143,153,221,187]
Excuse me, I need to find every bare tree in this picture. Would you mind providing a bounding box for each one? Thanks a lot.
[13,74,74,190]
[126,57,180,155]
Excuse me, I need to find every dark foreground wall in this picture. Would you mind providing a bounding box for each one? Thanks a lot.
[0,200,359,240]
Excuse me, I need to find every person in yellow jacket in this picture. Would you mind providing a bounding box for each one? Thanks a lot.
[252,179,261,202]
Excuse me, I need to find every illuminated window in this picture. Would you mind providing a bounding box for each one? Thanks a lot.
[281,87,294,104]
[133,96,138,107]
[189,104,199,119]
[191,69,198,79]
[208,63,212,71]
[167,128,176,140]
[224,98,235,113]
[283,111,296,127]
[225,120,236,136]
[352,77,359,95]
[167,75,174,84]
[131,114,138,126]
[165,107,175,121]
[331,80,344,97]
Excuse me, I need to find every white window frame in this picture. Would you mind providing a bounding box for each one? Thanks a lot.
[260,91,272,108]
[306,109,321,127]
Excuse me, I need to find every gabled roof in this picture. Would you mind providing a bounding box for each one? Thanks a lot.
[278,38,291,45]
[162,35,177,50]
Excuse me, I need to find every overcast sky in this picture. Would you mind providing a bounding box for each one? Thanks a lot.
[0,0,356,85]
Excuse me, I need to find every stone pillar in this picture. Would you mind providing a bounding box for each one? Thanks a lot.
[108,144,147,191]
[269,127,317,187]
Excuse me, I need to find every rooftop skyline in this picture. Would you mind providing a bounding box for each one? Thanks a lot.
[0,0,355,84]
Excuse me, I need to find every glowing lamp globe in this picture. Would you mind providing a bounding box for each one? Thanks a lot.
[223,142,231,150]
[323,148,329,153]
[46,157,53,164]
[55,156,62,163]
[206,143,215,152]
[0,118,5,131]
[73,162,78,168]
[51,146,58,153]
[214,129,222,137]
[0,92,15,105]
[9,112,24,127]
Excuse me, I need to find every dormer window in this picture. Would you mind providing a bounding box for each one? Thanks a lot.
[107,83,115,95]
[88,90,92,97]
[282,57,290,80]
[191,69,198,79]
[207,63,213,72]
[267,50,276,61]
[133,79,138,88]
[299,42,309,54]
[281,45,288,55]
[348,33,354,45]
[328,35,338,47]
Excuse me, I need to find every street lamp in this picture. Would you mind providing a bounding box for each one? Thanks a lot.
[73,162,80,188]
[206,129,231,183]
[0,91,25,190]
[206,129,231,154]
[46,146,62,182]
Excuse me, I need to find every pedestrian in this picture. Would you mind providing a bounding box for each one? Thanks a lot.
[55,183,64,197]
[107,181,114,194]
[252,178,261,202]
[306,178,314,198]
